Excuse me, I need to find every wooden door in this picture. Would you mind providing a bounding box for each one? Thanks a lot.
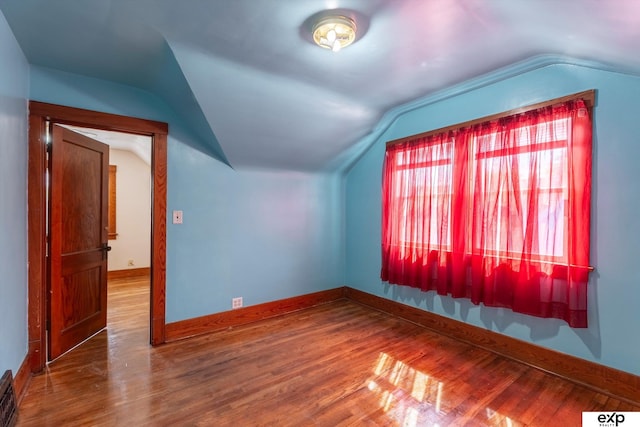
[49,125,110,360]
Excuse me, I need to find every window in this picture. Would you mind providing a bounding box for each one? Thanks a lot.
[393,138,454,251]
[381,92,593,327]
[472,119,569,260]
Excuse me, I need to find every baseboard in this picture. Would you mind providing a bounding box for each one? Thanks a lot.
[165,287,346,342]
[162,284,639,404]
[107,267,150,280]
[344,287,640,405]
[13,355,31,405]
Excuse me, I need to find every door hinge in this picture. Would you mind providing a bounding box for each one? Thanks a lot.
[46,142,52,154]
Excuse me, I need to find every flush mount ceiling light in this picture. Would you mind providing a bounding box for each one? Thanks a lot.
[312,16,357,52]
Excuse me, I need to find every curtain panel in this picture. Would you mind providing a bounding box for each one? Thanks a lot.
[381,99,592,327]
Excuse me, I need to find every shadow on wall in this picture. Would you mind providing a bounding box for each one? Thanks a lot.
[384,279,602,359]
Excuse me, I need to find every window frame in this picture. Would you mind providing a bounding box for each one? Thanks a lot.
[387,90,595,148]
[108,164,117,240]
[385,89,595,263]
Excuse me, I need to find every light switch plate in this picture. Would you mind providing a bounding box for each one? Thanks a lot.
[172,210,183,224]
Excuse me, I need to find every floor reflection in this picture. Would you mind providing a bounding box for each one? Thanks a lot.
[367,352,524,426]
[367,352,447,427]
[485,408,519,427]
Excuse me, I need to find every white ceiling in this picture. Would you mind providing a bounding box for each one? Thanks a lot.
[2,0,640,171]
[62,125,152,166]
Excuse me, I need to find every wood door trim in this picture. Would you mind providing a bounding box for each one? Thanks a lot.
[27,101,168,372]
[29,102,168,135]
[27,114,48,372]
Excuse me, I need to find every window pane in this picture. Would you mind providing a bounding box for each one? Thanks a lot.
[473,127,568,259]
[394,154,452,248]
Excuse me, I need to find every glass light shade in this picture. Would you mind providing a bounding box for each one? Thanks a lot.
[312,16,357,51]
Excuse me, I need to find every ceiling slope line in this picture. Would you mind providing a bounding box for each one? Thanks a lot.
[166,38,378,122]
[151,39,232,167]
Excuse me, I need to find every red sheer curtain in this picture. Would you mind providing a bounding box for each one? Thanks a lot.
[381,99,592,327]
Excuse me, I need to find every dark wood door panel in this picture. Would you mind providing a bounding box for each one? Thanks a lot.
[60,140,104,253]
[60,267,104,330]
[60,250,104,276]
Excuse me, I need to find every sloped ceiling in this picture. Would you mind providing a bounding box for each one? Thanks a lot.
[2,0,640,171]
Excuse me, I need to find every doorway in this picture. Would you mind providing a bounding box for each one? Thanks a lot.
[63,125,153,279]
[58,125,153,359]
[27,101,168,372]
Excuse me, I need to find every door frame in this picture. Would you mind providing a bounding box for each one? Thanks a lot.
[27,101,168,372]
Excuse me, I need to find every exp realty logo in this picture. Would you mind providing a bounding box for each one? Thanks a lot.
[583,412,639,427]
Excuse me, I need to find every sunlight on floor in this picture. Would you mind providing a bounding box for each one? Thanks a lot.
[486,407,517,426]
[368,352,520,426]
[367,352,445,426]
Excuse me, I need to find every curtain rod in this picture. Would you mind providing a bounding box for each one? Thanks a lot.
[387,89,596,147]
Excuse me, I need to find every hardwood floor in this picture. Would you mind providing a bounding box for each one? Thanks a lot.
[17,277,639,426]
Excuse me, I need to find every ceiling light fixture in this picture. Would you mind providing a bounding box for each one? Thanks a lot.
[312,16,357,52]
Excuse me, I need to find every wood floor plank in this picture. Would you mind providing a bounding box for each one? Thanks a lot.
[17,277,640,426]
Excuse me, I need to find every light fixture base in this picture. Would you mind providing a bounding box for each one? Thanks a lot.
[312,15,357,52]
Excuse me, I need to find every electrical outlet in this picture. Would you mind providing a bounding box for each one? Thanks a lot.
[127,259,134,266]
[232,297,243,309]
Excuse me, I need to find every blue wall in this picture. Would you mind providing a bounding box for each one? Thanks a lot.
[0,10,29,376]
[167,153,344,320]
[30,66,345,323]
[346,61,640,376]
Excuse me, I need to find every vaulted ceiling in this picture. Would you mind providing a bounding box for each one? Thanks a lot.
[2,0,640,171]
